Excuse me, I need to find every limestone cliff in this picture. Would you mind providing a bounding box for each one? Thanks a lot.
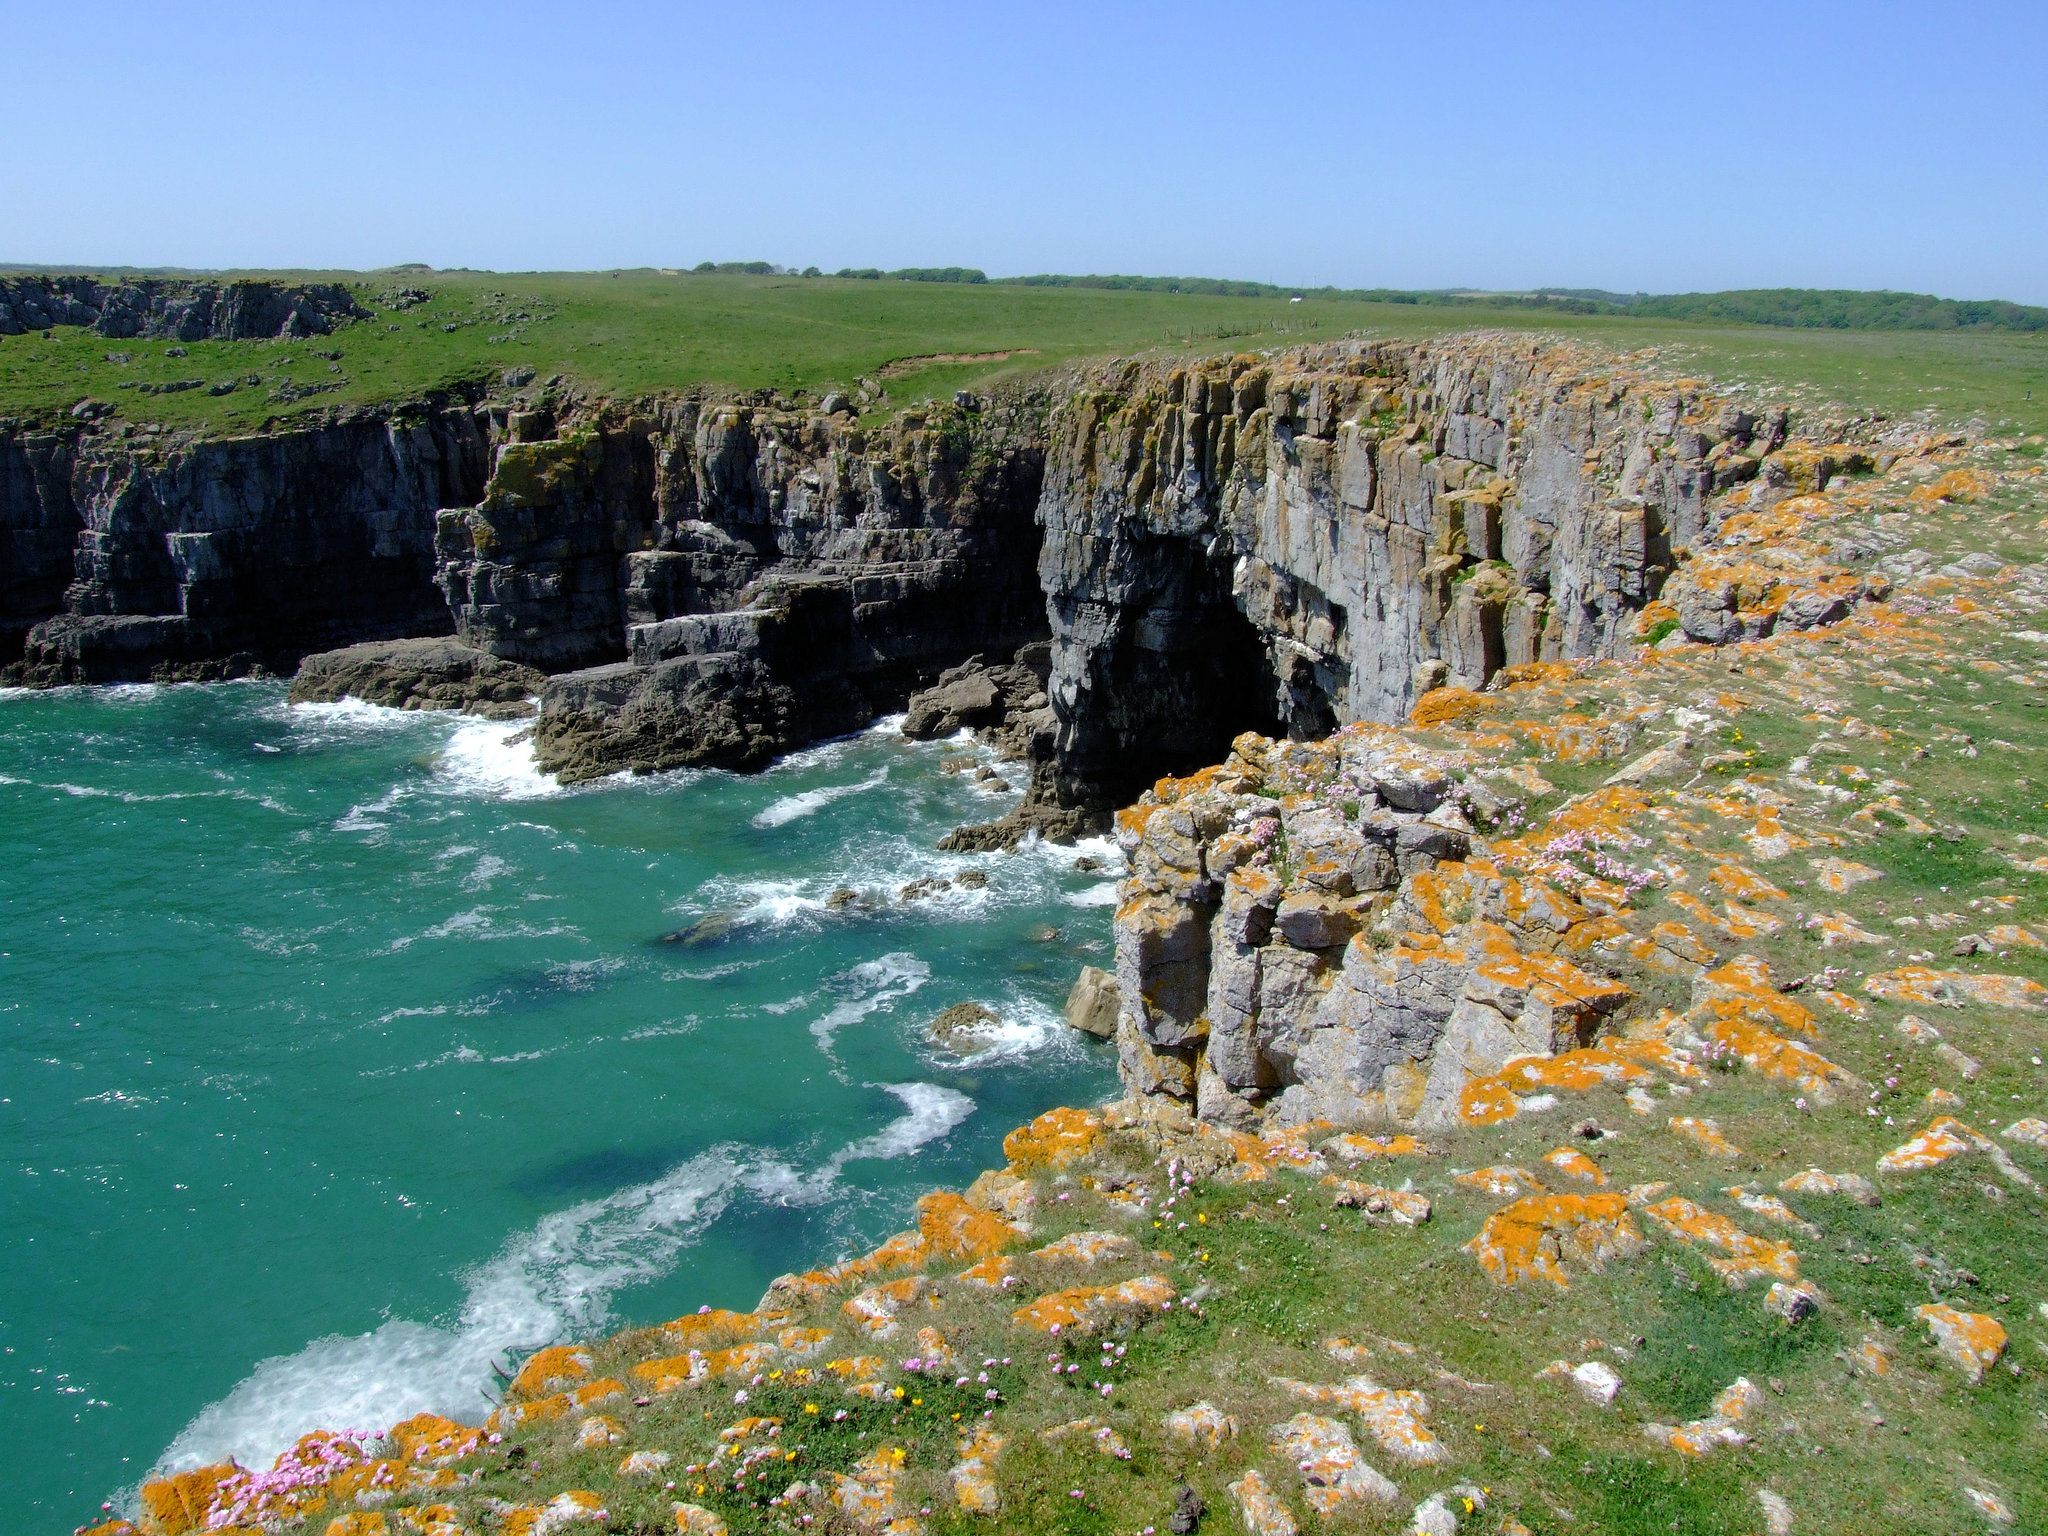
[427,393,1050,777]
[5,333,1893,807]
[1099,420,2000,1129]
[1023,335,1885,815]
[3,407,488,677]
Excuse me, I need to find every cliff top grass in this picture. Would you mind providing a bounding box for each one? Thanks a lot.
[3,268,2046,439]
[114,429,2048,1536]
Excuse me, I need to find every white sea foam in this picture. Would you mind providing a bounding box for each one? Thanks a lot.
[809,952,932,1053]
[930,992,1077,1066]
[435,719,563,800]
[335,785,408,835]
[289,697,416,729]
[149,1086,965,1481]
[1061,882,1120,908]
[826,1082,974,1170]
[751,767,889,828]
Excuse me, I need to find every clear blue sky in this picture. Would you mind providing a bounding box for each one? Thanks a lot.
[5,0,2044,302]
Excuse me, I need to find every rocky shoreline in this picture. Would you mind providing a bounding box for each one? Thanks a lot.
[6,333,1908,849]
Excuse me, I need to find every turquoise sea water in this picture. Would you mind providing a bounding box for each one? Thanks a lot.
[0,683,1118,1532]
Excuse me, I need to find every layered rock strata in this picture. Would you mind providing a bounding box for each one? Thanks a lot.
[4,408,490,677]
[5,334,1895,807]
[474,395,1050,778]
[1020,335,1887,816]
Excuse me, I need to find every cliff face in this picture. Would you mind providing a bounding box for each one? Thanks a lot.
[427,394,1051,777]
[1097,411,1981,1129]
[7,334,1888,805]
[1027,336,1800,811]
[3,409,488,678]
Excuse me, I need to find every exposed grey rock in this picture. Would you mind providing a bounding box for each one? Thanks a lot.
[1063,965,1120,1039]
[288,637,545,717]
[929,1001,1002,1053]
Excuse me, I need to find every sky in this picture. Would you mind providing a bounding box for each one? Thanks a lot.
[4,0,2044,302]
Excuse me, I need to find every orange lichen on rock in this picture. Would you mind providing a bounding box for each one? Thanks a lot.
[955,1254,1018,1290]
[1163,1401,1239,1451]
[1607,1035,1708,1079]
[1668,889,1784,940]
[1409,687,1500,729]
[661,1308,769,1351]
[673,1506,728,1536]
[499,1491,607,1535]
[1642,1378,1764,1457]
[843,1276,928,1339]
[1707,863,1790,903]
[1323,1132,1430,1162]
[829,1445,908,1525]
[1692,955,1820,1039]
[1779,1168,1879,1205]
[1321,1177,1432,1224]
[1542,1147,1609,1185]
[387,1413,484,1465]
[1455,1165,1547,1198]
[510,1344,593,1398]
[1011,1274,1176,1333]
[1877,1115,1989,1172]
[1266,1414,1399,1511]
[1643,1197,1799,1286]
[1908,467,1996,504]
[949,1426,1007,1514]
[916,1190,1024,1263]
[1228,1470,1300,1536]
[1916,1303,2007,1383]
[1864,967,2048,1010]
[140,1465,242,1536]
[1002,1107,1104,1170]
[1458,1047,1653,1125]
[1669,1116,1743,1157]
[1700,1016,1853,1101]
[1465,1191,1645,1287]
[1272,1376,1446,1466]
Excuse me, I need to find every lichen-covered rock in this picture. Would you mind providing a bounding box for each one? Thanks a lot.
[1228,1470,1299,1536]
[1267,1413,1399,1512]
[1164,1400,1240,1451]
[1465,1191,1645,1287]
[1917,1303,2007,1383]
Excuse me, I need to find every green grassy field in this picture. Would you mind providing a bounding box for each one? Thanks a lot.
[3,269,2046,437]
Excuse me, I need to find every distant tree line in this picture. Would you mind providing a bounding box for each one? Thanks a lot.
[677,263,2046,331]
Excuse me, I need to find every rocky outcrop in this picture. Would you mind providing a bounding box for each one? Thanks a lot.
[286,637,546,717]
[0,275,371,340]
[1022,335,1882,815]
[474,395,1051,780]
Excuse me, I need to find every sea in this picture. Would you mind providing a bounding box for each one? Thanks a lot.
[0,682,1119,1531]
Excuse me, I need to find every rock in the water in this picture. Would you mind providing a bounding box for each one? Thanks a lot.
[904,671,1003,737]
[664,913,734,947]
[1064,965,1120,1038]
[289,637,546,717]
[930,1002,1002,1054]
